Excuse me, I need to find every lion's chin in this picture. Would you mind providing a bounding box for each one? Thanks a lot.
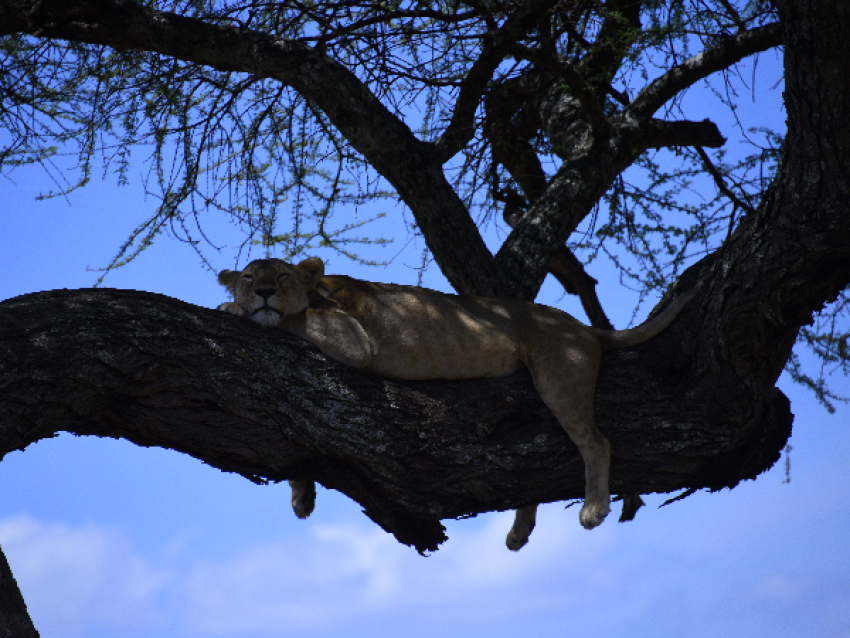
[251,308,282,327]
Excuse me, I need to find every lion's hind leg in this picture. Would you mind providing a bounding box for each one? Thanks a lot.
[528,350,611,531]
[575,429,611,530]
[506,505,538,551]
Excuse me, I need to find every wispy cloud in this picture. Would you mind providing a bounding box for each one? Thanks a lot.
[0,515,173,638]
[0,506,608,637]
[4,476,850,638]
[178,508,592,634]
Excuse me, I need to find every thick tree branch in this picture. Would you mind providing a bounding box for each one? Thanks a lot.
[490,117,723,305]
[577,0,642,95]
[683,0,850,411]
[628,22,782,118]
[0,285,795,554]
[509,44,607,132]
[434,0,560,162]
[493,111,725,300]
[641,118,727,149]
[485,76,610,318]
[490,146,629,299]
[503,200,613,329]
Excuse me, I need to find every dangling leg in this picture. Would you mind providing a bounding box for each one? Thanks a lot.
[530,354,611,530]
[575,425,611,529]
[619,492,645,522]
[506,505,538,551]
[288,479,316,519]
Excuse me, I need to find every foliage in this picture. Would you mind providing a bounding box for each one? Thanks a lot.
[0,0,846,399]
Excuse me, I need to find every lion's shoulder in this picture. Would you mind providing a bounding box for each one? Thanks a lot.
[312,275,387,311]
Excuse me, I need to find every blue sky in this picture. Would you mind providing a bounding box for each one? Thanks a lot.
[2,48,850,638]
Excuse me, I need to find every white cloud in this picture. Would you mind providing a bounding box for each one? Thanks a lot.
[177,505,609,635]
[0,515,173,638]
[180,529,411,635]
[6,484,849,638]
[311,523,402,599]
[4,510,589,638]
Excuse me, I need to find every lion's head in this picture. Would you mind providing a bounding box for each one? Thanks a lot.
[217,257,325,327]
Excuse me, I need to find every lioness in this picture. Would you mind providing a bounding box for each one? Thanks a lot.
[218,257,692,550]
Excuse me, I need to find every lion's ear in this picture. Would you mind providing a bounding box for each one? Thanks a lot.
[217,269,241,292]
[297,257,325,288]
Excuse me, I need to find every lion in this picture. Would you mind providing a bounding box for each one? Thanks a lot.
[218,256,692,550]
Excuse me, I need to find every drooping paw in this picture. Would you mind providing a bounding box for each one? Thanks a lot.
[618,492,645,522]
[579,498,610,530]
[505,506,537,551]
[289,480,316,519]
[506,527,532,552]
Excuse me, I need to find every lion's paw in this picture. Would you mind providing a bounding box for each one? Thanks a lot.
[505,506,537,551]
[217,301,248,317]
[289,480,316,519]
[579,498,610,530]
[506,527,532,552]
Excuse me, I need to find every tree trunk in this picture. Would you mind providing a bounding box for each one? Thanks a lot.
[0,544,40,638]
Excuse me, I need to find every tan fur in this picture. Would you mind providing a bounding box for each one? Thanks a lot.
[218,257,692,550]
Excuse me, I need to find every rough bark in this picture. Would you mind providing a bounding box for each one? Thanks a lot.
[0,285,792,554]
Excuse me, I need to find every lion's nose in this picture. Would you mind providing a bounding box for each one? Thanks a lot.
[255,287,275,300]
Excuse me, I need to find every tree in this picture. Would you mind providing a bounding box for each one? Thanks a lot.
[1,0,849,631]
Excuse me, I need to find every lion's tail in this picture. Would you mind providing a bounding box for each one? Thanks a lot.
[592,290,695,351]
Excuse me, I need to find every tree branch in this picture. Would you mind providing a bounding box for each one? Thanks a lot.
[492,111,725,301]
[695,146,756,214]
[509,44,607,132]
[502,199,613,329]
[484,70,552,202]
[628,22,782,118]
[577,0,642,95]
[434,0,560,162]
[642,118,727,149]
[0,285,796,554]
[546,248,614,330]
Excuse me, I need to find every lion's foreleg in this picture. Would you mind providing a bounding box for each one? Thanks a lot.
[294,309,375,368]
[217,301,248,317]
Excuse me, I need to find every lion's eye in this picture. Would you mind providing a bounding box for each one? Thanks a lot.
[277,273,289,283]
[242,274,254,282]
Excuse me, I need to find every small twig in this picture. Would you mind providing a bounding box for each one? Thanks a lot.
[695,145,756,217]
[660,487,698,508]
